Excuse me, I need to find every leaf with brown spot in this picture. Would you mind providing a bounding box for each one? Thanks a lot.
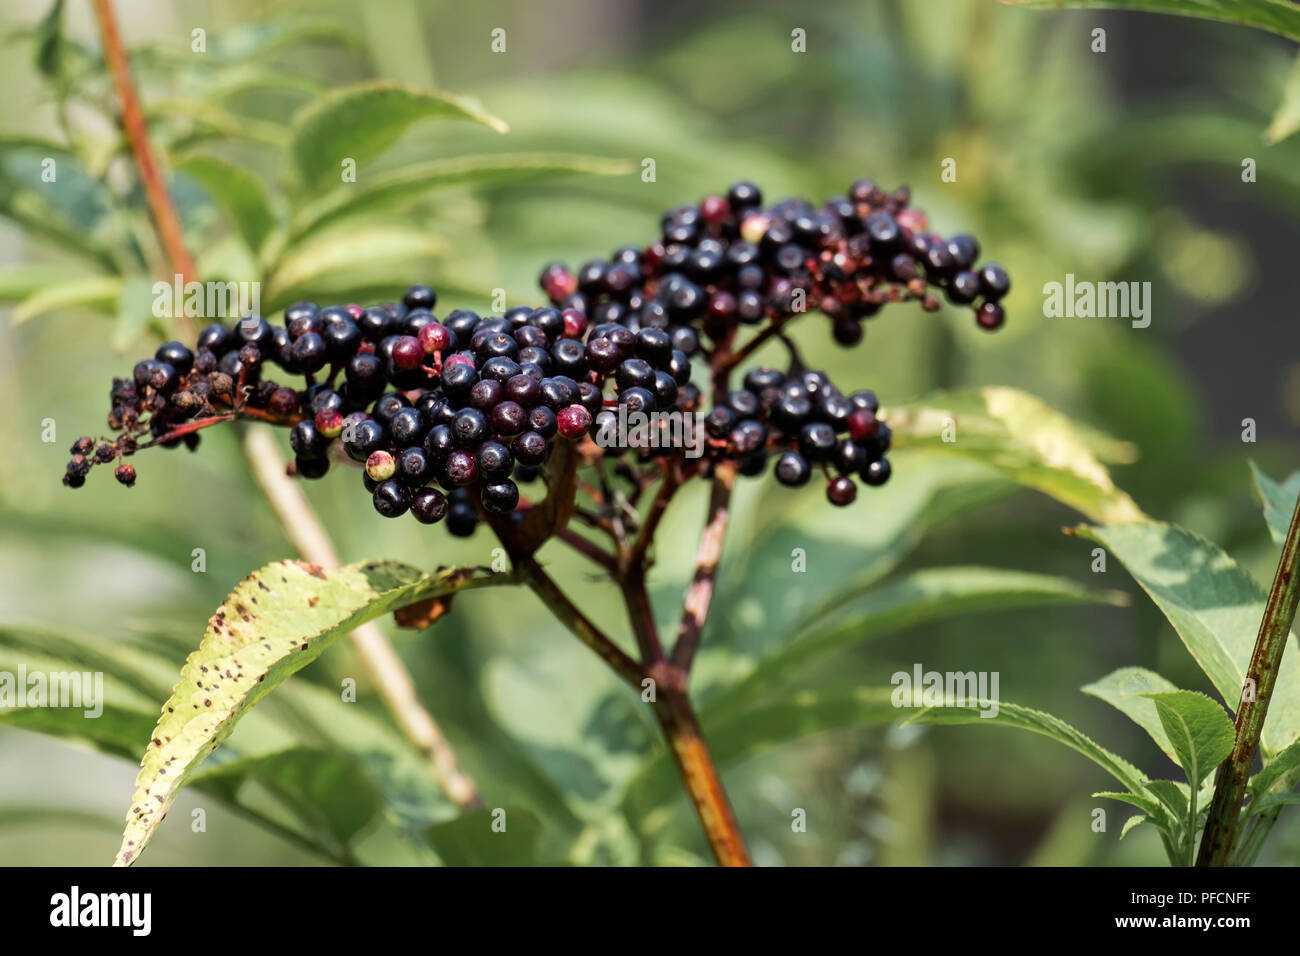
[113,559,513,866]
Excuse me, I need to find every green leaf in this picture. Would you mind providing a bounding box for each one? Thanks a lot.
[111,277,158,351]
[289,152,631,241]
[114,559,510,867]
[192,747,383,848]
[1266,53,1300,144]
[287,81,508,192]
[1249,461,1300,548]
[1120,814,1150,839]
[0,172,117,271]
[1004,0,1300,44]
[1248,737,1300,799]
[174,153,277,255]
[264,224,447,306]
[705,566,1125,721]
[1145,691,1234,788]
[11,276,121,325]
[1246,792,1300,815]
[1145,778,1193,820]
[886,386,1145,523]
[623,688,899,836]
[1093,791,1175,834]
[1075,522,1300,754]
[1082,667,1182,766]
[902,700,1149,794]
[0,265,84,303]
[423,807,541,865]
[33,0,65,79]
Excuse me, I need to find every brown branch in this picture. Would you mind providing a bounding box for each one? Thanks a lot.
[652,690,752,866]
[670,462,736,673]
[92,0,197,331]
[622,461,683,575]
[556,527,619,574]
[718,312,799,376]
[516,555,645,688]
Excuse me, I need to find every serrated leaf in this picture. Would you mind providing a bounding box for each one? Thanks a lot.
[1094,790,1174,834]
[705,566,1124,722]
[886,386,1145,523]
[174,153,277,255]
[289,152,630,241]
[264,224,447,305]
[423,807,541,865]
[287,81,508,192]
[1144,778,1192,820]
[1145,691,1234,788]
[1075,522,1300,754]
[623,688,899,836]
[1249,461,1300,548]
[1004,0,1300,44]
[1120,813,1150,839]
[1082,667,1181,765]
[114,559,510,867]
[902,699,1148,793]
[12,276,121,325]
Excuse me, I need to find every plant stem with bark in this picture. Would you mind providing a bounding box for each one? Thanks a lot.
[1197,487,1300,865]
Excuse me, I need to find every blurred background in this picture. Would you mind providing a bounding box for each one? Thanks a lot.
[2,0,1300,866]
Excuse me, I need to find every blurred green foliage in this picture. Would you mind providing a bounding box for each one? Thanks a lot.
[2,0,1300,866]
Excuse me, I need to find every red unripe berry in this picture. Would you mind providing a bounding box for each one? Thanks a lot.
[700,195,729,225]
[827,476,857,506]
[418,322,452,354]
[976,302,1006,331]
[444,351,475,370]
[345,303,364,319]
[315,408,345,438]
[707,291,737,320]
[392,335,424,370]
[847,408,879,441]
[897,208,927,232]
[541,263,578,302]
[562,308,587,339]
[556,404,593,439]
[366,450,396,481]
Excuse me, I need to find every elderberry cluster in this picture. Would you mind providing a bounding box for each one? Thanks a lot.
[65,284,692,536]
[64,177,1011,526]
[537,178,1010,346]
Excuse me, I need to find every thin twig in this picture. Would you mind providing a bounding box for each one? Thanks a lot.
[555,527,619,574]
[244,426,482,809]
[515,554,644,688]
[670,462,736,672]
[623,461,682,575]
[92,0,197,336]
[1197,486,1300,865]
